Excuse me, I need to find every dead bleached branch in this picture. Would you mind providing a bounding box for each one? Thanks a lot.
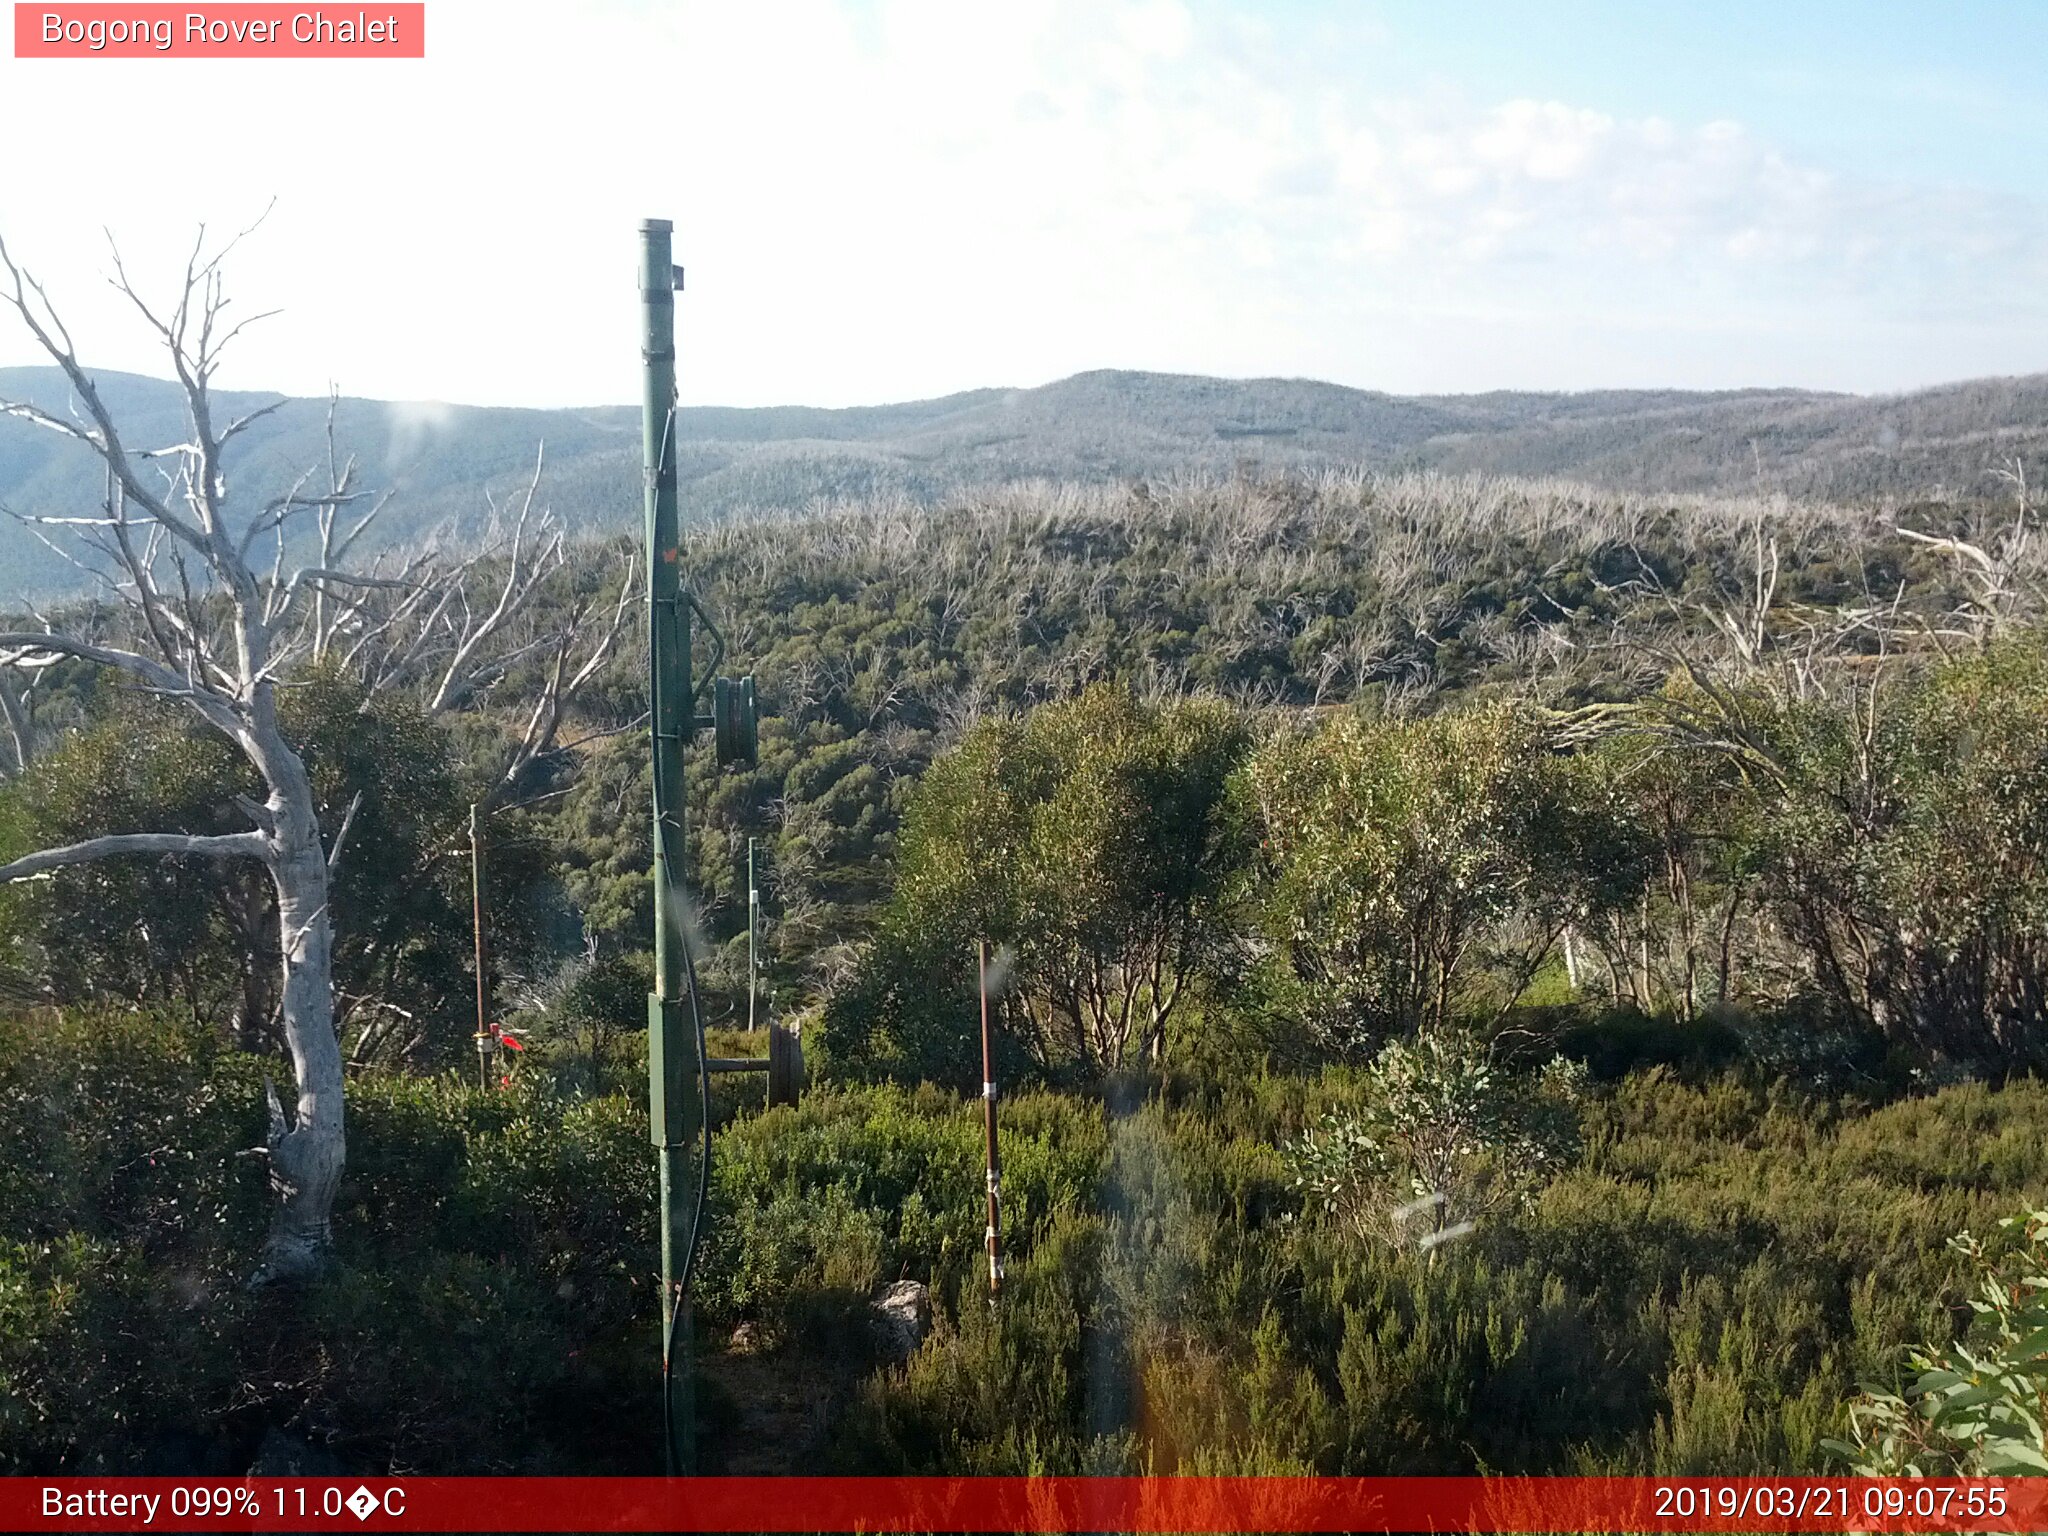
[0,829,268,883]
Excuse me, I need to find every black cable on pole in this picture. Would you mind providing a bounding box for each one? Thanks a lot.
[660,903,714,1476]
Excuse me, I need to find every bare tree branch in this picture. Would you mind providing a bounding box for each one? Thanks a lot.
[0,829,267,884]
[0,629,242,734]
[428,445,556,711]
[326,790,365,873]
[0,673,32,772]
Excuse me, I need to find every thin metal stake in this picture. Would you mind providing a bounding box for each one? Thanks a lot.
[469,802,492,1090]
[747,837,759,1032]
[980,938,1003,1302]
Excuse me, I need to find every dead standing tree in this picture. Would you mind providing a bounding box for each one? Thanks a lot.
[0,228,631,1281]
[327,435,639,803]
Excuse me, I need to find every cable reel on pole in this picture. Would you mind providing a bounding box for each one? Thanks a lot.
[682,625,795,1093]
[704,1019,804,1108]
[712,674,757,768]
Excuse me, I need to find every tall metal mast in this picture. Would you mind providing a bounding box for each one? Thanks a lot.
[640,216,772,1477]
[641,218,701,1476]
[469,802,493,1089]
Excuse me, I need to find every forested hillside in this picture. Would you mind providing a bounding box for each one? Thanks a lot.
[3,363,2045,594]
[9,0,2048,1496]
[4,460,2047,1479]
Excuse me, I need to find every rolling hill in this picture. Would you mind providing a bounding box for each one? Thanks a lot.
[0,364,2043,596]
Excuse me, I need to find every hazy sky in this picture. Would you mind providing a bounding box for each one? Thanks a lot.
[1,0,2044,408]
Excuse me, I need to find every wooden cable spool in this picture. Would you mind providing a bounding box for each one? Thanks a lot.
[704,1019,803,1107]
[766,1019,803,1108]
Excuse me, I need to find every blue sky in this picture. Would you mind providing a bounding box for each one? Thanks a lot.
[0,0,2042,407]
[1352,1,2048,196]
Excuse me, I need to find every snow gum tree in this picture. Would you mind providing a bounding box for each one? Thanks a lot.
[0,227,631,1280]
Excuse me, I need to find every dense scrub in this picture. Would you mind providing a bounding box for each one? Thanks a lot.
[3,1005,2043,1475]
[1,469,2044,1474]
[824,1065,2048,1477]
[580,471,2032,1040]
[830,630,2048,1083]
[0,1011,653,1473]
[0,472,2022,1061]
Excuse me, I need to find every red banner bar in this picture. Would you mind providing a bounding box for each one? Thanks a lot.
[13,4,424,57]
[4,1476,2046,1532]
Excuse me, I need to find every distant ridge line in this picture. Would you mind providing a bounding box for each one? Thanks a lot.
[0,363,2042,596]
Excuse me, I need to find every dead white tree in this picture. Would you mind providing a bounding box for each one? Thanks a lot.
[0,226,632,1280]
[0,226,362,1282]
[1897,458,2046,648]
[0,667,38,772]
[328,443,638,802]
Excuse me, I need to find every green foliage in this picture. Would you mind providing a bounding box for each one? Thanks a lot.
[292,670,515,1067]
[1289,1032,1587,1246]
[830,687,1248,1079]
[0,669,546,1066]
[816,1063,2048,1478]
[1567,734,1749,1025]
[8,996,2048,1477]
[6,455,2048,1483]
[520,949,653,1097]
[697,1082,1105,1350]
[0,695,249,1017]
[1830,1208,2048,1476]
[526,470,2005,1038]
[1239,704,1642,1051]
[1746,637,2048,1068]
[0,1009,655,1474]
[822,619,2048,1088]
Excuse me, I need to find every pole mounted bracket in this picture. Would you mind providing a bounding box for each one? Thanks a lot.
[646,994,697,1149]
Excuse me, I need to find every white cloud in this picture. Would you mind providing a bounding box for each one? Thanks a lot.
[1470,101,1612,182]
[0,0,2039,405]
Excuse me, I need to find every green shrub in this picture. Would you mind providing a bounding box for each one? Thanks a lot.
[5,1001,2046,1478]
[0,1011,655,1473]
[1830,1208,2048,1475]
[1286,1032,1586,1248]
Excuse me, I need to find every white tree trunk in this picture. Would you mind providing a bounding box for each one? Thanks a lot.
[0,231,623,1285]
[250,733,346,1284]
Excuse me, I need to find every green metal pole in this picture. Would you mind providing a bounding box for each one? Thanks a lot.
[641,217,698,1475]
